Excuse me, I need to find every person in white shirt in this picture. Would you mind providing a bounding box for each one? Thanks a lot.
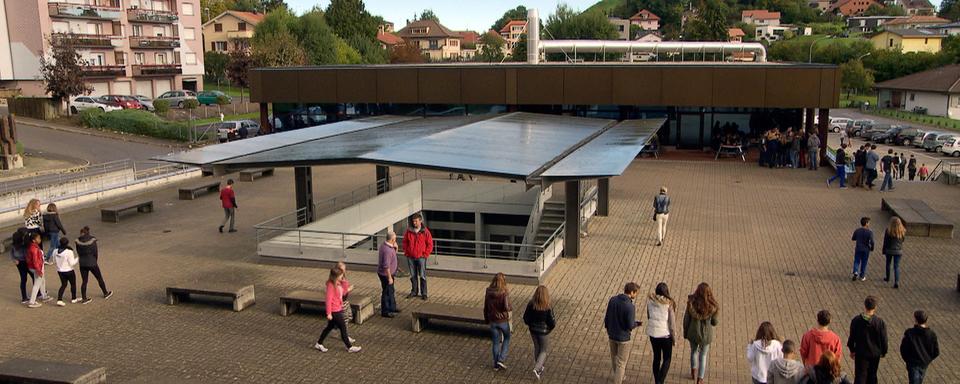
[52,237,80,306]
[747,321,784,384]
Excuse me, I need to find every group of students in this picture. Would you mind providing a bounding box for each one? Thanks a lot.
[759,128,820,170]
[12,198,112,308]
[828,144,931,190]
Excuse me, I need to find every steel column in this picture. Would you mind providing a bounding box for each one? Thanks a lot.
[295,166,314,225]
[564,180,580,258]
[818,108,830,166]
[597,178,609,217]
[376,165,391,194]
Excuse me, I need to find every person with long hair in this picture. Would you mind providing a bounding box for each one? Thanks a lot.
[683,282,719,384]
[748,321,784,384]
[11,226,36,304]
[522,285,555,380]
[25,233,51,308]
[484,272,512,371]
[42,203,66,264]
[646,282,676,384]
[23,199,43,253]
[314,268,361,353]
[882,217,906,289]
[805,351,852,384]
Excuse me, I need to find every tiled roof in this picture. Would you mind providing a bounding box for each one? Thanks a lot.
[377,31,403,46]
[882,28,944,37]
[398,19,461,39]
[728,28,745,37]
[629,9,660,21]
[498,20,527,34]
[901,0,935,9]
[228,11,264,25]
[457,31,480,45]
[875,64,960,93]
[742,10,781,20]
[885,15,950,26]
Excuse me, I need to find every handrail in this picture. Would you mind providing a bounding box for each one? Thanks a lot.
[519,185,550,259]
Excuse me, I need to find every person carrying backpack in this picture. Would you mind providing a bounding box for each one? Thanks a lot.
[11,227,35,304]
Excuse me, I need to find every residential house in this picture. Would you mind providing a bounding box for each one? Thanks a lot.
[457,31,480,60]
[499,20,527,51]
[883,15,950,29]
[875,64,960,118]
[741,10,781,26]
[756,25,812,41]
[933,22,960,36]
[379,22,394,34]
[846,16,908,33]
[896,0,936,16]
[0,0,204,97]
[608,17,630,40]
[635,31,661,42]
[202,11,263,53]
[376,31,403,50]
[828,0,884,17]
[397,19,463,61]
[476,30,507,57]
[629,9,660,30]
[728,28,745,43]
[870,28,943,53]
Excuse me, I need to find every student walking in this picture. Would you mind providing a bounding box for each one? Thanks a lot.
[25,233,49,308]
[847,296,888,384]
[852,146,866,188]
[882,217,906,289]
[402,213,433,300]
[683,282,719,384]
[918,164,929,181]
[851,217,874,282]
[76,226,112,303]
[523,285,555,380]
[42,203,66,264]
[907,155,917,181]
[218,179,237,233]
[11,227,35,304]
[805,351,852,384]
[653,186,670,246]
[801,310,843,367]
[23,199,43,253]
[484,273,512,371]
[335,261,356,323]
[789,130,800,168]
[747,321,784,384]
[646,282,676,384]
[799,130,809,169]
[864,146,880,189]
[879,149,895,192]
[826,144,847,188]
[314,268,361,353]
[897,153,906,180]
[807,133,821,170]
[767,340,806,384]
[605,282,642,384]
[899,310,939,384]
[377,232,399,318]
[52,237,79,306]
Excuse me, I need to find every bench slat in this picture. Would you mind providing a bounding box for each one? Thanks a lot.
[279,290,373,324]
[0,358,106,384]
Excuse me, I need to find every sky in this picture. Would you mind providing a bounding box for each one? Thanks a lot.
[286,0,598,32]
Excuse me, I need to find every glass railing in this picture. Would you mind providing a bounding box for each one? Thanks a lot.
[48,2,121,20]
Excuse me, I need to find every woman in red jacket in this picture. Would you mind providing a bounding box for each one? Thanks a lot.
[26,233,50,308]
[314,268,361,354]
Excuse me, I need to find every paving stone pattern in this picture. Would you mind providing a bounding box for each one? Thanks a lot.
[1,161,958,383]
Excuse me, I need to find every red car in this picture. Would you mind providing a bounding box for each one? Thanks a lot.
[98,95,143,110]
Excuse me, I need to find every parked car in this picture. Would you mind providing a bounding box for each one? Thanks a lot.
[216,120,259,143]
[923,133,956,153]
[915,131,940,148]
[871,126,904,144]
[893,127,923,146]
[829,117,852,133]
[862,123,897,141]
[69,96,121,114]
[132,95,155,111]
[156,90,197,108]
[98,95,142,110]
[941,137,960,157]
[196,90,233,106]
[846,119,876,137]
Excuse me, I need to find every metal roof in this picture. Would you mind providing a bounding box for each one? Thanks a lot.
[156,112,663,181]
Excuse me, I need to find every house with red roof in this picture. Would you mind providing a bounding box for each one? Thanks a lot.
[202,11,265,53]
[499,20,527,51]
[629,9,660,30]
[741,10,780,27]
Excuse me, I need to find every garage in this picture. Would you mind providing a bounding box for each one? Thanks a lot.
[155,79,172,95]
[113,81,131,95]
[89,82,109,97]
[136,81,153,98]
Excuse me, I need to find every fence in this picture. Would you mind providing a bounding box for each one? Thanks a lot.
[8,98,58,120]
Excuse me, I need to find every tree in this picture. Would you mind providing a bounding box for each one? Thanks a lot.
[325,0,378,42]
[418,9,439,22]
[683,0,729,41]
[333,38,362,64]
[840,59,874,98]
[863,4,906,17]
[345,35,388,64]
[204,51,229,83]
[226,50,254,88]
[40,35,93,110]
[543,4,617,40]
[477,32,506,63]
[294,9,340,65]
[492,6,527,31]
[200,0,232,23]
[941,0,960,21]
[511,33,528,62]
[390,43,426,64]
[253,29,307,67]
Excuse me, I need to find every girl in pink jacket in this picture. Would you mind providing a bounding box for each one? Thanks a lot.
[314,268,361,353]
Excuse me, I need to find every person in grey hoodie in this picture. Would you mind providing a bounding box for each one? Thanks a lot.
[768,340,806,384]
[807,133,821,170]
[748,321,784,384]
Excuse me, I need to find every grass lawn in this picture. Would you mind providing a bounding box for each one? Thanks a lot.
[190,111,259,125]
[203,81,248,98]
[839,93,878,108]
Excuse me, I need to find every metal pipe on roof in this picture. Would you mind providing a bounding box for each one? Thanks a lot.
[526,8,540,64]
[536,40,768,62]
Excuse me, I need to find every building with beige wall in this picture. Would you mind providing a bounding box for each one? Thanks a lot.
[0,0,204,98]
[397,19,463,61]
[201,10,262,53]
[871,28,943,53]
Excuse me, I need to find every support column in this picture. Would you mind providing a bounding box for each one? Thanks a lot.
[294,166,314,226]
[259,103,271,135]
[818,108,830,166]
[804,108,814,133]
[564,180,580,259]
[376,165,391,194]
[474,211,484,258]
[596,178,609,217]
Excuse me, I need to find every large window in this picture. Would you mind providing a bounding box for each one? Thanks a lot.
[182,3,195,16]
[212,41,227,51]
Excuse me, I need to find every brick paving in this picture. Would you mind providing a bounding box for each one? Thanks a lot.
[1,160,958,383]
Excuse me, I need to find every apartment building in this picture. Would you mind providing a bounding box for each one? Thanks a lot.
[396,19,462,61]
[202,10,262,53]
[0,0,204,98]
[498,20,526,51]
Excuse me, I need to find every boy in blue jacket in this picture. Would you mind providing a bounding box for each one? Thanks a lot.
[851,217,874,281]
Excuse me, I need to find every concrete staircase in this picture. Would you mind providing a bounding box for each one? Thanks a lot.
[535,201,565,246]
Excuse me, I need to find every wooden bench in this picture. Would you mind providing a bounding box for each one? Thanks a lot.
[100,200,153,223]
[279,290,374,324]
[0,358,105,384]
[178,180,221,200]
[166,283,255,312]
[882,198,954,238]
[239,168,274,182]
[411,303,490,333]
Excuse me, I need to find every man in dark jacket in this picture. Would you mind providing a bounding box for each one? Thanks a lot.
[847,295,888,384]
[900,310,939,384]
[853,145,866,188]
[76,226,112,303]
[827,143,848,188]
[604,282,641,384]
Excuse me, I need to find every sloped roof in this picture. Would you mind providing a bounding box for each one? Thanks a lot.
[742,10,781,20]
[901,0,935,9]
[728,28,745,37]
[828,0,882,14]
[499,20,527,33]
[885,15,950,26]
[629,9,660,21]
[880,28,944,37]
[875,64,960,93]
[457,31,480,45]
[202,11,265,27]
[397,19,460,39]
[377,31,404,46]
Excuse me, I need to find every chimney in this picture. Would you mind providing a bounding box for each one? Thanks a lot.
[527,9,539,64]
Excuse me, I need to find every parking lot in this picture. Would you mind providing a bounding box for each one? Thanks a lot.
[829,110,960,174]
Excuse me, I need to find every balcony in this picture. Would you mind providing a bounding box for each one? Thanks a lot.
[82,65,126,77]
[132,64,181,76]
[129,35,180,49]
[127,8,178,24]
[47,2,122,21]
[226,30,254,39]
[52,33,117,49]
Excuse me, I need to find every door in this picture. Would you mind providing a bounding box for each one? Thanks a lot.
[676,112,704,149]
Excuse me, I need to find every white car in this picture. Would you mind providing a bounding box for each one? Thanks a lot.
[941,137,960,157]
[829,117,852,133]
[69,96,121,114]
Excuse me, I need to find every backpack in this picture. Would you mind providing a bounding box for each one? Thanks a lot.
[11,227,29,249]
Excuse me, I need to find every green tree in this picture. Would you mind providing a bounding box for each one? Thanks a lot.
[941,0,960,21]
[226,50,254,88]
[390,43,426,64]
[325,0,378,42]
[40,35,93,109]
[491,6,527,31]
[684,0,729,41]
[334,39,362,64]
[200,0,232,23]
[418,9,440,22]
[840,59,874,98]
[543,4,617,40]
[510,33,528,62]
[345,35,388,64]
[477,32,506,62]
[253,29,307,67]
[293,9,339,65]
[863,4,906,16]
[204,51,229,83]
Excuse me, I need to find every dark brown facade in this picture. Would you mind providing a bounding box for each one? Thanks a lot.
[249,63,841,109]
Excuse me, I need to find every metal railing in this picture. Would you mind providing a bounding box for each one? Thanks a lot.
[313,169,422,220]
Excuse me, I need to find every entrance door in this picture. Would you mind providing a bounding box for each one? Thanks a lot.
[677,112,704,149]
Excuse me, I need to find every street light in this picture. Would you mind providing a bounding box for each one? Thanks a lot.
[808,35,833,63]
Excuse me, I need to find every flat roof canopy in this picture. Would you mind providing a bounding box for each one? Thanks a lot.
[156,112,664,181]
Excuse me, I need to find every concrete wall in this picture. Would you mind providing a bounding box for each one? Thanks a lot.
[421,179,536,216]
[904,91,949,117]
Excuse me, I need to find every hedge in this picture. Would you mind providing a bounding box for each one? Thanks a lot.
[78,108,192,141]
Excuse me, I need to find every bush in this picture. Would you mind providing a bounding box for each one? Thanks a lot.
[153,99,170,114]
[182,98,199,110]
[215,94,231,106]
[79,109,190,141]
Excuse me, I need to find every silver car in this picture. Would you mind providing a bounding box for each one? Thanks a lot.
[923,133,955,152]
[156,90,197,108]
[133,95,155,111]
[217,120,260,143]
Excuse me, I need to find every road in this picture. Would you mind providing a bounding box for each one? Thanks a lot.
[16,120,176,166]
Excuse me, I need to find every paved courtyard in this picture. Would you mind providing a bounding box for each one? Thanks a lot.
[2,159,958,383]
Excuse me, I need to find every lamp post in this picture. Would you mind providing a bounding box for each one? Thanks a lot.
[808,35,833,63]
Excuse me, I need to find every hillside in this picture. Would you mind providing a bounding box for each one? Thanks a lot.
[584,0,625,14]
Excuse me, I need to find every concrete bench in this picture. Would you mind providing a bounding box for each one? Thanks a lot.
[0,358,105,384]
[178,180,221,200]
[239,168,274,182]
[100,200,153,223]
[411,303,490,333]
[882,198,954,238]
[279,290,374,325]
[166,283,255,312]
